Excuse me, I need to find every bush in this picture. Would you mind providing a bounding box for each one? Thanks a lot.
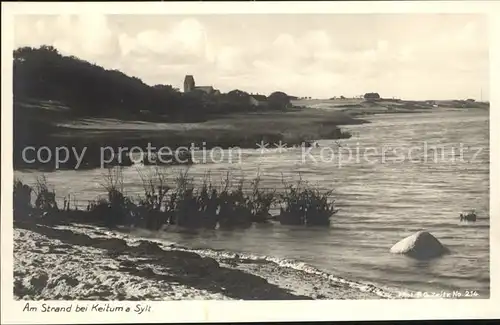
[191,174,219,229]
[217,175,253,229]
[364,92,381,100]
[33,175,58,211]
[278,176,338,226]
[138,167,170,208]
[169,168,195,227]
[17,168,339,230]
[268,91,291,110]
[168,170,274,229]
[13,179,33,218]
[247,174,276,223]
[89,167,136,227]
[62,194,79,211]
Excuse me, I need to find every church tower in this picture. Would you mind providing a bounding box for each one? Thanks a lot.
[184,75,195,93]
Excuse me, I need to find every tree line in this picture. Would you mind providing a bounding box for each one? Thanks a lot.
[14,45,291,122]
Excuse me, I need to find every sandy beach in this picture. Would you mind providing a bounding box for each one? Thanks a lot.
[14,219,392,301]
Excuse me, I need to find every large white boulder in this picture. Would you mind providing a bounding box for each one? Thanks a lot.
[390,230,449,259]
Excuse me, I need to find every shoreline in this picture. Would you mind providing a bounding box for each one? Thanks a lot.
[12,108,488,301]
[14,219,391,300]
[14,99,361,171]
[10,106,438,173]
[15,98,483,171]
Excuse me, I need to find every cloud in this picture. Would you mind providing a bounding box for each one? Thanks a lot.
[214,46,249,75]
[15,15,211,65]
[13,14,488,100]
[301,30,332,53]
[119,18,211,66]
[251,30,384,83]
[15,14,119,61]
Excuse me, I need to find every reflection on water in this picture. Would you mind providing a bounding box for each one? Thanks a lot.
[15,109,490,296]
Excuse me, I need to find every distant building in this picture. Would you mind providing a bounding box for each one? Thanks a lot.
[249,94,268,108]
[184,75,195,93]
[195,86,218,95]
[183,75,219,95]
[364,92,381,100]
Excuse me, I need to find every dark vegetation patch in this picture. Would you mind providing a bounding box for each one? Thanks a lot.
[14,168,338,230]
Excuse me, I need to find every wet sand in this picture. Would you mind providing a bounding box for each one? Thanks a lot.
[14,220,386,300]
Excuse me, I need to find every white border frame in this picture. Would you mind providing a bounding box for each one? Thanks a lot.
[2,1,499,323]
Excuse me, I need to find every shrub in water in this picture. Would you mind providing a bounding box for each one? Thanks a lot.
[278,180,305,225]
[247,174,276,223]
[166,169,216,229]
[192,175,219,229]
[214,174,250,229]
[169,171,275,229]
[25,168,338,230]
[91,167,135,227]
[62,194,80,211]
[175,188,205,228]
[169,168,195,227]
[301,188,337,226]
[86,197,113,224]
[13,179,33,218]
[136,167,171,230]
[278,176,338,226]
[33,175,58,211]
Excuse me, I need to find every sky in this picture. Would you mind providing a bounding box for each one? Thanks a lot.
[14,14,489,100]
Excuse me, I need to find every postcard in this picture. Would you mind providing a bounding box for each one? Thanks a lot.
[1,1,499,323]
